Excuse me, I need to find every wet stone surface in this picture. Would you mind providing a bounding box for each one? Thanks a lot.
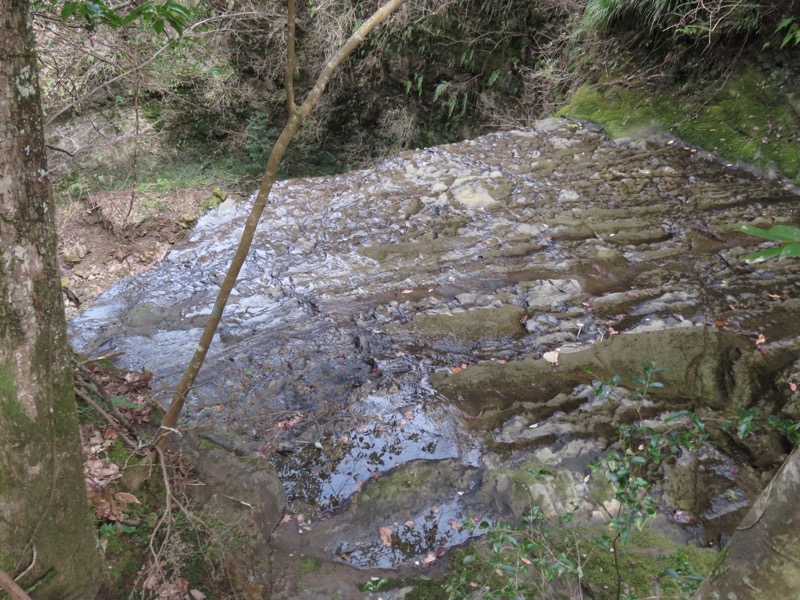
[71,118,800,587]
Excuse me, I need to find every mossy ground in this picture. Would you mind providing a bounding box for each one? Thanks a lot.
[558,64,800,183]
[370,519,718,600]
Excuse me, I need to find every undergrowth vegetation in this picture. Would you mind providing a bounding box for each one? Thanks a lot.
[34,0,800,211]
[364,356,800,599]
[74,358,269,599]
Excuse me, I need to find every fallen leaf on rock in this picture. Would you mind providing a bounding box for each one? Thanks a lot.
[543,349,561,365]
[448,519,462,530]
[756,333,766,345]
[401,289,414,294]
[404,520,415,527]
[790,382,797,392]
[422,553,437,564]
[190,590,207,600]
[277,414,304,431]
[379,526,393,547]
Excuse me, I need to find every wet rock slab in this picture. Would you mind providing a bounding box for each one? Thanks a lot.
[70,118,800,573]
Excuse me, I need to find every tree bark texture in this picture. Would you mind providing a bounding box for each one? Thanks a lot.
[0,2,103,598]
[694,446,800,599]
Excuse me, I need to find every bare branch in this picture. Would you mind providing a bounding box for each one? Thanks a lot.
[158,0,412,444]
[286,0,297,116]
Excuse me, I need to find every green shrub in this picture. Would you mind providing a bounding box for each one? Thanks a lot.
[581,0,764,43]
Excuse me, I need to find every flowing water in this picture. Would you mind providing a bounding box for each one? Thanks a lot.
[70,119,800,590]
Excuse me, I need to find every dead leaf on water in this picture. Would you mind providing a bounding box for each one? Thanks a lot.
[379,526,393,547]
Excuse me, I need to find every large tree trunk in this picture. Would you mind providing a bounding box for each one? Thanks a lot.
[0,1,103,598]
[694,446,800,598]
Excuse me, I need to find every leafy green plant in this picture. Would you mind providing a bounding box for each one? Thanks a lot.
[588,363,708,598]
[659,550,706,595]
[776,17,800,48]
[723,408,800,447]
[580,0,763,43]
[99,522,137,539]
[243,112,279,165]
[733,223,800,262]
[445,506,585,600]
[58,0,193,35]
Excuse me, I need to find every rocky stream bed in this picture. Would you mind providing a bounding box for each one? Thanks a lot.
[69,118,800,598]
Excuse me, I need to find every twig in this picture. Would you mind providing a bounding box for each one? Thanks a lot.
[75,388,138,450]
[44,143,75,156]
[219,493,254,509]
[72,360,136,434]
[80,350,126,364]
[14,547,36,583]
[0,571,32,600]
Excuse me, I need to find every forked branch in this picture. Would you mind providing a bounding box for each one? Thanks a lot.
[157,0,411,445]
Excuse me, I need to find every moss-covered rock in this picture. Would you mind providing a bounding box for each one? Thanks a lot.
[559,67,800,183]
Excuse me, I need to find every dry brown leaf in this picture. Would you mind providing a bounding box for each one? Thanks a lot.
[422,553,437,564]
[447,519,462,530]
[520,556,532,565]
[143,573,158,590]
[379,526,393,547]
[114,492,140,505]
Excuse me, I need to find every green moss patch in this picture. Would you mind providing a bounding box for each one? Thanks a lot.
[582,528,719,600]
[559,67,800,183]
